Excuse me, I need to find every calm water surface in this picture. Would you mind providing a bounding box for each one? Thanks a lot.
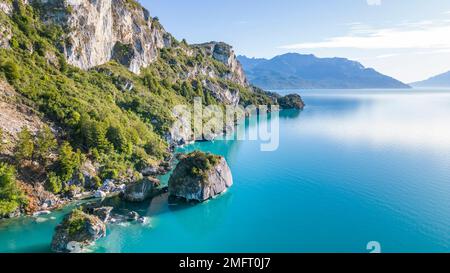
[1,89,449,253]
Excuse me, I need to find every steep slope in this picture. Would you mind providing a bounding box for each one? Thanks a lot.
[411,71,450,88]
[0,0,293,217]
[238,53,410,89]
[0,79,47,156]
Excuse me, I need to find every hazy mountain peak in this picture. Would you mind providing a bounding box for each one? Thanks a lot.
[411,71,450,88]
[238,54,410,89]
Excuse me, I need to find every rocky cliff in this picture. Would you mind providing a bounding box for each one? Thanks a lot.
[0,1,12,48]
[0,1,12,15]
[24,0,249,88]
[195,42,248,87]
[33,0,171,74]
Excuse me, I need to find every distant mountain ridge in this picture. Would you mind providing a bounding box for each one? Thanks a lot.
[411,71,450,88]
[238,53,410,89]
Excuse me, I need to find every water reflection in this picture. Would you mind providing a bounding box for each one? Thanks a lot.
[298,90,450,151]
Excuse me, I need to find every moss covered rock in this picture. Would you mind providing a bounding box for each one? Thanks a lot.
[168,151,232,202]
[278,94,305,110]
[51,209,106,253]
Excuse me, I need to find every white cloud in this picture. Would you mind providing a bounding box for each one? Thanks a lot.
[279,19,450,51]
[367,0,382,6]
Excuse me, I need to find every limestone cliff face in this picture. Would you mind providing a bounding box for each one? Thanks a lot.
[28,0,249,88]
[0,1,12,15]
[0,22,11,49]
[34,0,171,74]
[196,42,248,87]
[0,1,12,48]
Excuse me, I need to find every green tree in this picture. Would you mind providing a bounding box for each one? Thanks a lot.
[0,163,24,216]
[181,81,194,100]
[46,172,62,194]
[78,117,112,153]
[91,176,102,190]
[35,126,57,165]
[204,89,215,105]
[107,126,131,155]
[107,126,133,156]
[143,73,162,95]
[93,122,112,153]
[15,127,34,164]
[1,60,20,82]
[58,142,82,182]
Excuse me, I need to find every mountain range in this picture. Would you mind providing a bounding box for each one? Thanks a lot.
[238,53,410,89]
[411,71,450,88]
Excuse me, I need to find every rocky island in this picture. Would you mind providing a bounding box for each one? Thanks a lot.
[51,208,106,253]
[169,151,233,202]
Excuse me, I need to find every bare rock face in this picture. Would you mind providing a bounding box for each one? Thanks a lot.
[202,78,240,106]
[0,1,12,15]
[0,16,11,49]
[83,205,113,222]
[168,152,233,202]
[34,0,170,74]
[122,177,161,202]
[0,0,12,49]
[197,42,249,87]
[51,209,106,253]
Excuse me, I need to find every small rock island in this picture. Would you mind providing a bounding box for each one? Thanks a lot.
[168,151,233,202]
[277,94,305,110]
[51,209,106,253]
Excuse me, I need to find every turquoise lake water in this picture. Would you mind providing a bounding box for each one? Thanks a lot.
[1,89,449,253]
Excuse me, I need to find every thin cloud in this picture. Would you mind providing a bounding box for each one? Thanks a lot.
[233,20,249,25]
[279,20,450,50]
[366,0,382,6]
[375,53,400,59]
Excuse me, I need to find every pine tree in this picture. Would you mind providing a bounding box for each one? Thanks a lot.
[181,81,194,100]
[46,172,62,194]
[35,126,57,165]
[15,127,34,164]
[0,163,24,216]
[107,126,131,155]
[58,142,82,182]
[93,122,112,153]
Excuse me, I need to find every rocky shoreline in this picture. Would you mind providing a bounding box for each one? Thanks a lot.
[48,151,233,253]
[1,104,304,252]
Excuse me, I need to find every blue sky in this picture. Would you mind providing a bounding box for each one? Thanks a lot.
[141,0,450,83]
